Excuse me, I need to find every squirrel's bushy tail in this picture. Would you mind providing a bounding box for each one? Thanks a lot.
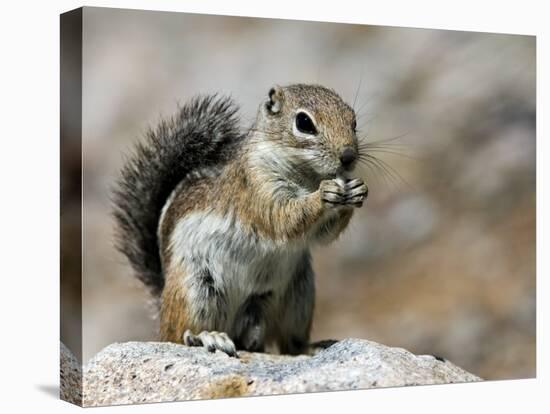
[113,95,243,296]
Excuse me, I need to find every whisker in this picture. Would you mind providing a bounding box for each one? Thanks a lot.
[359,154,412,190]
[358,160,385,187]
[355,95,375,119]
[358,143,409,153]
[364,157,396,185]
[358,158,393,188]
[359,131,412,147]
[352,70,364,111]
[359,148,420,161]
[355,111,381,127]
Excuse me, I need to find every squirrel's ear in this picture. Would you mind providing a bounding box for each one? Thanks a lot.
[266,85,284,114]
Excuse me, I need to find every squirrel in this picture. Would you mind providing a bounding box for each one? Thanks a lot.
[113,84,368,357]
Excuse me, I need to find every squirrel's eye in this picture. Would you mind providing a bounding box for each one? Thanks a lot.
[295,112,317,135]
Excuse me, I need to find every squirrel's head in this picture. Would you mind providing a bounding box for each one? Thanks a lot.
[253,84,358,183]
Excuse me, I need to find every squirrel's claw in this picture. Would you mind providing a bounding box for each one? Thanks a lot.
[320,179,346,207]
[320,178,368,208]
[345,179,368,207]
[183,329,239,358]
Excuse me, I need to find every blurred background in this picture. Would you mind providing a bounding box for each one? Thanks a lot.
[70,7,535,379]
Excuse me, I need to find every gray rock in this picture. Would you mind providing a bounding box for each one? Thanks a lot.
[82,339,481,407]
[60,342,82,405]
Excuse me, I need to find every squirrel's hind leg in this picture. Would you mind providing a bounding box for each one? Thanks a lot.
[276,253,315,355]
[232,291,272,353]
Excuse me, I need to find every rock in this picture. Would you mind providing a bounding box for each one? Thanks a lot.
[60,342,82,405]
[82,339,481,407]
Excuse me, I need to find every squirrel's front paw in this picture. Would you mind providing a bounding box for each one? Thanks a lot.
[344,178,368,208]
[320,178,368,208]
[320,179,346,208]
[183,329,238,358]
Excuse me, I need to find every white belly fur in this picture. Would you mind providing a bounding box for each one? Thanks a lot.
[168,210,307,332]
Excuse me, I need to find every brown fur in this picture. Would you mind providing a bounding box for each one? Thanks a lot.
[159,265,191,343]
[225,159,327,241]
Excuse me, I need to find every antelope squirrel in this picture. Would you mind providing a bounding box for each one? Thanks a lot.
[113,84,368,357]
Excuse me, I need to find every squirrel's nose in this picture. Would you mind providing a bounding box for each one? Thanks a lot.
[339,146,357,170]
